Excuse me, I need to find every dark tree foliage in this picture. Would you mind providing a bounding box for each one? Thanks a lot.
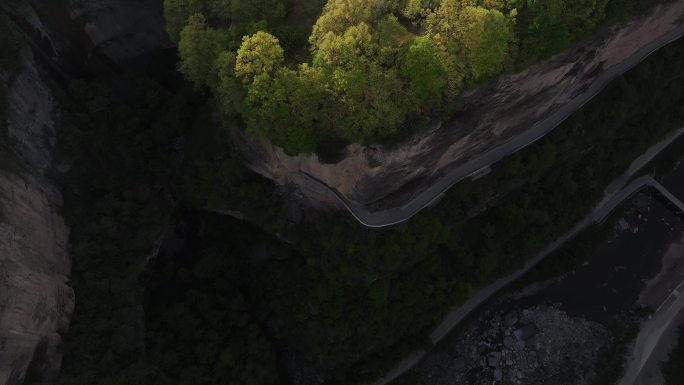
[57,34,684,385]
[56,79,197,384]
[56,70,284,385]
[663,326,684,385]
[144,215,283,385]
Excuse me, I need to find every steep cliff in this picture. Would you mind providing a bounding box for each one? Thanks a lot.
[240,0,684,216]
[0,49,73,385]
[0,0,173,383]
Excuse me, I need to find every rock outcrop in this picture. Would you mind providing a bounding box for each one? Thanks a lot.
[0,174,72,385]
[0,49,73,385]
[67,0,172,62]
[240,0,684,212]
[0,0,173,383]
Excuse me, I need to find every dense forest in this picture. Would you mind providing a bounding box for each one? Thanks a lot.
[165,0,634,153]
[52,7,684,382]
[663,325,684,385]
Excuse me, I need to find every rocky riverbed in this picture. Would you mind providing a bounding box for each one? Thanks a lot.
[416,305,610,385]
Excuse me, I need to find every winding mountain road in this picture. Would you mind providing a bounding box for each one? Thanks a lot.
[303,20,684,229]
[368,128,684,385]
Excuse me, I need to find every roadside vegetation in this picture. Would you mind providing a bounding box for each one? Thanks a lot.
[55,28,684,385]
[663,325,684,384]
[165,0,634,154]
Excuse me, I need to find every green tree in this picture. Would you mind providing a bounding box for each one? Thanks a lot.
[519,0,609,62]
[331,63,408,143]
[178,14,229,87]
[401,36,447,106]
[213,51,244,117]
[243,64,334,154]
[163,0,232,43]
[309,0,390,49]
[313,22,377,69]
[374,15,415,67]
[230,0,286,23]
[520,0,570,59]
[282,64,336,153]
[460,6,512,80]
[427,0,512,89]
[402,0,440,20]
[564,0,610,32]
[163,0,285,44]
[242,71,291,145]
[426,0,474,94]
[235,32,285,84]
[163,0,195,43]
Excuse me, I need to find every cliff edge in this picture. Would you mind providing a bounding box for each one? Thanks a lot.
[238,0,684,223]
[0,0,172,382]
[0,49,73,385]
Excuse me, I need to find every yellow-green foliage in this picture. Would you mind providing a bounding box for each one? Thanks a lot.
[313,22,377,69]
[426,0,513,90]
[402,36,447,107]
[178,14,229,87]
[309,0,391,48]
[167,0,632,154]
[235,32,285,84]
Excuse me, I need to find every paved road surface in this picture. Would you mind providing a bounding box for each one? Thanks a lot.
[431,175,684,344]
[619,280,684,385]
[368,129,684,385]
[304,22,684,228]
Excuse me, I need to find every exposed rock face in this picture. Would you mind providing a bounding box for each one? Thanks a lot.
[241,0,684,210]
[0,174,73,385]
[67,0,172,62]
[0,0,175,383]
[0,51,74,385]
[4,49,57,174]
[0,0,173,382]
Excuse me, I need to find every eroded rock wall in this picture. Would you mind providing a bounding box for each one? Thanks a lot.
[0,50,73,385]
[0,0,175,382]
[0,174,72,385]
